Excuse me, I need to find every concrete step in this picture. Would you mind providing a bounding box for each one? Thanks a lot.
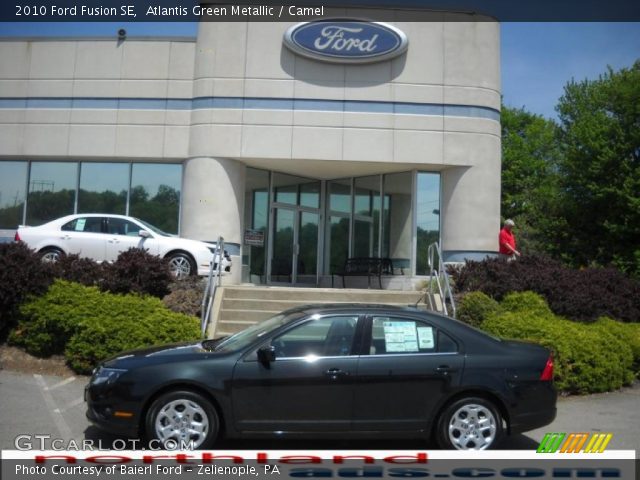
[223,286,424,303]
[215,319,266,336]
[221,297,424,312]
[217,309,281,322]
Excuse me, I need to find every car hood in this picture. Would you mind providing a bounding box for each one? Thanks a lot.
[102,339,226,369]
[155,235,212,252]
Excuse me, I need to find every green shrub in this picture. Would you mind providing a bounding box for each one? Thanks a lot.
[593,318,640,374]
[482,293,635,393]
[66,303,199,374]
[0,242,54,335]
[10,280,200,373]
[499,291,554,317]
[457,292,501,328]
[101,248,173,298]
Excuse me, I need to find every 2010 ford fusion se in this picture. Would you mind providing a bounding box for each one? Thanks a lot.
[85,304,556,450]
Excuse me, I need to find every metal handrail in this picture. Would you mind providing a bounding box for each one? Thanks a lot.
[201,236,224,338]
[427,242,456,318]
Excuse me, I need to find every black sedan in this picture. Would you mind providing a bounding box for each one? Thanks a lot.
[85,304,556,450]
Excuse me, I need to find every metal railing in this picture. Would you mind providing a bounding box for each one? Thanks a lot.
[427,242,456,318]
[201,236,224,338]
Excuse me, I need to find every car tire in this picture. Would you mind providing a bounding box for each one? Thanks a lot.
[39,247,64,263]
[145,390,219,450]
[436,397,503,450]
[166,252,196,278]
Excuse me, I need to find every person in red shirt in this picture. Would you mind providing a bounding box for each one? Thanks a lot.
[499,219,520,260]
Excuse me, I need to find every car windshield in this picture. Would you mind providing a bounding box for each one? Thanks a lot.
[133,218,172,237]
[214,312,304,353]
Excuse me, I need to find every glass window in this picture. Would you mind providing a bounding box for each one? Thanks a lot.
[383,172,412,274]
[329,215,349,273]
[272,316,358,358]
[244,168,270,282]
[62,217,103,233]
[416,173,441,275]
[353,219,373,258]
[298,211,318,279]
[329,179,351,213]
[354,176,381,258]
[27,162,78,225]
[273,173,299,205]
[438,330,458,353]
[370,317,436,355]
[78,163,129,215]
[0,161,28,229]
[129,163,181,234]
[299,181,320,209]
[106,217,142,236]
[273,173,320,208]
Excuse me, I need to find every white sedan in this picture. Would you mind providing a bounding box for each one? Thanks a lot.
[15,214,231,278]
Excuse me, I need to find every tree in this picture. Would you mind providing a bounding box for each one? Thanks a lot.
[500,106,563,255]
[556,61,640,275]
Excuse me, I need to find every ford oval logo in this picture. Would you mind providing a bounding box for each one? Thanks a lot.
[284,20,408,64]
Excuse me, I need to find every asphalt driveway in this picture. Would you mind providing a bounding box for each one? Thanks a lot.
[0,370,637,452]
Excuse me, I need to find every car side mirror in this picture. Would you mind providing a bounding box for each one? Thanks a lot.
[138,230,151,238]
[257,345,276,365]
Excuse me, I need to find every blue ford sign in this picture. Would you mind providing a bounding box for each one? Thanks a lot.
[284,20,408,64]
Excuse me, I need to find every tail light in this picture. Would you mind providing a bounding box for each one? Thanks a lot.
[14,231,20,242]
[540,354,554,381]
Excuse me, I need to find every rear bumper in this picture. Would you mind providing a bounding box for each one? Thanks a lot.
[510,407,557,434]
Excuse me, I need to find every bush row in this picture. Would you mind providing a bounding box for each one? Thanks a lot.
[458,291,639,393]
[450,255,640,323]
[0,242,174,334]
[9,280,200,374]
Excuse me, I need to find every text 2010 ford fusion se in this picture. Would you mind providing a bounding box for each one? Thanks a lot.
[85,305,556,450]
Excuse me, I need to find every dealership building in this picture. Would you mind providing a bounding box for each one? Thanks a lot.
[0,10,501,288]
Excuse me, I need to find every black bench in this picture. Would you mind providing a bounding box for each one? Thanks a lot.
[334,257,394,289]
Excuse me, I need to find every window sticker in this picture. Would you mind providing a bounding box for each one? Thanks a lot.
[417,327,435,349]
[75,218,86,231]
[383,321,418,353]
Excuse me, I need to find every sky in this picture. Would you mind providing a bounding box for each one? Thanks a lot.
[0,21,638,119]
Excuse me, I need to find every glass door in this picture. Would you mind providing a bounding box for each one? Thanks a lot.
[297,211,319,285]
[270,207,295,284]
[269,206,319,285]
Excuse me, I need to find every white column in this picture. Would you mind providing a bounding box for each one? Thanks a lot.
[181,156,246,284]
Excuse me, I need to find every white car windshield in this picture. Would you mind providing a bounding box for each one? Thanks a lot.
[214,312,305,353]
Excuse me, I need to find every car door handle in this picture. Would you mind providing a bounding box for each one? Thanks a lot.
[435,365,455,374]
[325,368,349,378]
[108,238,120,244]
[60,234,70,240]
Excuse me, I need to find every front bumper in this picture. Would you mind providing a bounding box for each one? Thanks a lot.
[84,383,140,438]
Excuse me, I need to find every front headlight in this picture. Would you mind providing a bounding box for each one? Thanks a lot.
[91,367,127,387]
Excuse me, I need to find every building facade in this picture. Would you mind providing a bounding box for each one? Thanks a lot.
[0,12,501,288]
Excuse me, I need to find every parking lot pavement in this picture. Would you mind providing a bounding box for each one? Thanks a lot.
[0,369,637,452]
[0,370,89,450]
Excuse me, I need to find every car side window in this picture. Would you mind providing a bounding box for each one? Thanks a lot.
[107,218,141,236]
[438,330,458,353]
[61,217,103,233]
[370,316,460,355]
[271,316,358,358]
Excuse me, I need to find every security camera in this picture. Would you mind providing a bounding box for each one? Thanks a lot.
[118,28,126,39]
